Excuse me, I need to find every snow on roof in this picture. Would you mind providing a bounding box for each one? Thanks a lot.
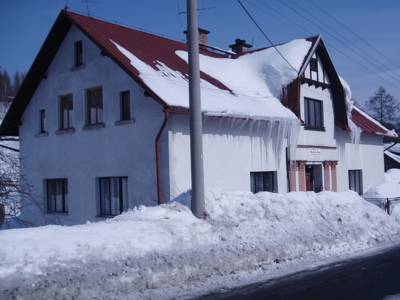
[351,106,397,137]
[112,39,312,122]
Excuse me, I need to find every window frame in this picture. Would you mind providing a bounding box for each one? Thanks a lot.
[98,176,127,216]
[59,94,74,130]
[85,86,103,126]
[348,169,363,195]
[39,109,47,134]
[304,97,324,131]
[250,171,278,193]
[46,178,68,214]
[74,40,83,67]
[120,90,132,121]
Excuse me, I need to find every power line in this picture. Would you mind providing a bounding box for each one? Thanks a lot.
[236,0,298,73]
[277,0,400,85]
[244,0,400,89]
[309,0,400,71]
[279,0,400,84]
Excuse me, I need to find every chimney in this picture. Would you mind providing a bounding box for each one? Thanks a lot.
[229,39,253,54]
[184,28,210,45]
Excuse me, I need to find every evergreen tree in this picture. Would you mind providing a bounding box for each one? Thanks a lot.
[366,86,399,126]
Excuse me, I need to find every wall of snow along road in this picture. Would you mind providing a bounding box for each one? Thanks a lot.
[1,190,400,299]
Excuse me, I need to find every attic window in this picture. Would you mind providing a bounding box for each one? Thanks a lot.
[74,40,83,67]
[310,57,318,72]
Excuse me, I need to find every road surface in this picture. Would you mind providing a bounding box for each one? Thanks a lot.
[201,245,400,300]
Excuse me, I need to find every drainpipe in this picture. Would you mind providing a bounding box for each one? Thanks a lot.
[155,108,170,205]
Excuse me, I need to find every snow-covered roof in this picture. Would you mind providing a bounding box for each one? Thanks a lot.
[111,38,312,121]
[385,150,400,164]
[351,106,397,138]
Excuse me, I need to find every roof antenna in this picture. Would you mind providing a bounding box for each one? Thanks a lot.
[64,0,69,10]
[178,5,216,15]
[82,0,91,16]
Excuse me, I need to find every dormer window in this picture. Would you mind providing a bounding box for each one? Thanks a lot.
[74,40,83,67]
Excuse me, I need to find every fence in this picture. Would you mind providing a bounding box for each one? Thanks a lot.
[363,197,400,215]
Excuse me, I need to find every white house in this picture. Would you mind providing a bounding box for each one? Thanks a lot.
[0,11,396,226]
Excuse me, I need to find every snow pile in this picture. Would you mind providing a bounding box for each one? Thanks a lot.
[364,169,400,199]
[385,168,400,183]
[1,191,400,299]
[111,39,310,123]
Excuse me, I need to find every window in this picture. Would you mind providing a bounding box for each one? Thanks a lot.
[46,179,68,213]
[39,109,47,133]
[99,177,127,216]
[250,172,277,193]
[74,40,83,67]
[86,87,103,126]
[304,98,324,130]
[349,170,363,195]
[120,90,131,121]
[310,57,318,72]
[59,94,73,130]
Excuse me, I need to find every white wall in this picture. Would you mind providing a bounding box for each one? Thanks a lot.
[297,80,385,193]
[336,130,384,193]
[167,115,289,199]
[297,83,336,151]
[19,25,165,226]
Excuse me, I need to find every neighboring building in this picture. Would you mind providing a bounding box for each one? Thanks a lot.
[0,11,396,226]
[384,143,400,171]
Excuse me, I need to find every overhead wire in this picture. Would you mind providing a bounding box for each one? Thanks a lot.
[236,0,298,73]
[244,0,400,88]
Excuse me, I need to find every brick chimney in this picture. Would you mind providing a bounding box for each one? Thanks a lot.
[229,39,253,54]
[184,28,210,45]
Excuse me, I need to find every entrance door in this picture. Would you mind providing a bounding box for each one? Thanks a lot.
[306,165,314,191]
[305,164,323,192]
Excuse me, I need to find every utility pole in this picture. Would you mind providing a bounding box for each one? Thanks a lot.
[187,0,205,218]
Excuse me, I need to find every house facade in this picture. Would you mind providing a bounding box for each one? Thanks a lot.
[0,11,395,226]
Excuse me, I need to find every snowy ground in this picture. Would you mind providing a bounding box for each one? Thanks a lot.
[1,190,400,299]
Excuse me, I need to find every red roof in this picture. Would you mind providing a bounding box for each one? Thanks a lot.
[351,107,393,136]
[66,11,231,95]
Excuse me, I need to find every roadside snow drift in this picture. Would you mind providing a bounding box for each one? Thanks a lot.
[1,191,400,299]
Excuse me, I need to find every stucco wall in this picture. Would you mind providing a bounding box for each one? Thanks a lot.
[19,25,165,225]
[336,131,384,193]
[167,115,289,200]
[296,82,385,193]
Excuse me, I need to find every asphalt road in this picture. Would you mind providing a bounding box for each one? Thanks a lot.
[201,245,400,300]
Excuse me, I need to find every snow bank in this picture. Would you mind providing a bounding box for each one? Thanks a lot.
[364,169,400,199]
[1,191,400,299]
[385,168,400,183]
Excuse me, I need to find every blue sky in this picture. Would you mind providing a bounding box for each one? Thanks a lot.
[1,0,400,104]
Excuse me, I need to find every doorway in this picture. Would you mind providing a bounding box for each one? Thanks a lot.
[305,164,323,192]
